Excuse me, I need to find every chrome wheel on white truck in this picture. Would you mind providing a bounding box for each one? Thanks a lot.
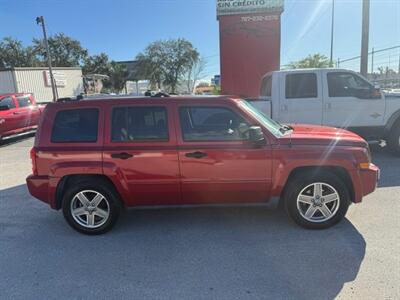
[387,121,400,156]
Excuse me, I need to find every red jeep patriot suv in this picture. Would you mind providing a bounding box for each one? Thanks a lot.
[26,96,379,234]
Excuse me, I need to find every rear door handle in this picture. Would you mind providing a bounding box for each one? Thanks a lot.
[111,152,133,160]
[185,151,207,159]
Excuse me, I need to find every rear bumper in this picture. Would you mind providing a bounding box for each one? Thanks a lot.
[351,163,380,203]
[26,175,58,209]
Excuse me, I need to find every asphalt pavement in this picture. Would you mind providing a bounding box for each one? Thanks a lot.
[0,137,399,300]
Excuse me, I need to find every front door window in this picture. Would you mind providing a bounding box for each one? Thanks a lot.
[179,106,250,141]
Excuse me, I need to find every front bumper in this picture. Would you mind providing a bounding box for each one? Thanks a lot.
[351,163,379,203]
[360,163,380,196]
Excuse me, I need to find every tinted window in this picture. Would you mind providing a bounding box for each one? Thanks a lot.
[0,96,16,109]
[260,75,272,97]
[327,72,372,98]
[285,73,317,98]
[16,96,32,107]
[179,106,249,141]
[51,109,99,143]
[112,106,168,141]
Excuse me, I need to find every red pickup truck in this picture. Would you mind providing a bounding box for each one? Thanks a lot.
[26,96,379,234]
[0,93,44,141]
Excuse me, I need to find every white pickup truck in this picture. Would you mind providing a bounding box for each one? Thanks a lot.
[250,68,400,155]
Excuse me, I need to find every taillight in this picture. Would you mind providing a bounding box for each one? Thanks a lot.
[30,147,38,176]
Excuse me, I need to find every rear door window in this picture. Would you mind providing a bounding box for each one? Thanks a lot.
[16,95,32,107]
[51,108,99,143]
[285,73,317,98]
[111,106,168,142]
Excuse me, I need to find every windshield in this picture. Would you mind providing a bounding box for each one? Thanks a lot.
[239,100,284,137]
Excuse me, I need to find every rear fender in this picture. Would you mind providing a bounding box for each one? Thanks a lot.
[49,161,103,177]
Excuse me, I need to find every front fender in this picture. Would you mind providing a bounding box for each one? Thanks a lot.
[384,108,400,134]
[271,145,359,199]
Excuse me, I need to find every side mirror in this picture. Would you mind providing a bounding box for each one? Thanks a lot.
[0,105,10,111]
[248,126,266,145]
[370,87,382,99]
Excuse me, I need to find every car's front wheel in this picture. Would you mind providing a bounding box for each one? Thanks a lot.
[62,181,121,235]
[284,172,350,229]
[388,121,400,156]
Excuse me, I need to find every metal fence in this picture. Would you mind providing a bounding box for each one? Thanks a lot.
[337,45,400,89]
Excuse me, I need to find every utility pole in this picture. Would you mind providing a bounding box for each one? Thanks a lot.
[36,16,58,102]
[330,0,335,66]
[360,0,370,76]
[371,47,374,74]
[398,50,400,75]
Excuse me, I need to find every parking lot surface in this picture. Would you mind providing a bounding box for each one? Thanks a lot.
[0,137,399,300]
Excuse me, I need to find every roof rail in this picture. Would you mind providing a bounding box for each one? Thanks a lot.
[56,94,83,102]
[151,92,170,98]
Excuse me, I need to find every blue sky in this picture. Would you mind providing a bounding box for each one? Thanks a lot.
[1,0,399,78]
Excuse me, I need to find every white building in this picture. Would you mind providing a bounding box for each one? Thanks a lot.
[125,80,150,95]
[0,67,84,102]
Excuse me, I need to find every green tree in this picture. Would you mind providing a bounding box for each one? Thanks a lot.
[33,33,88,67]
[0,37,40,68]
[212,85,221,95]
[103,61,129,93]
[162,39,199,93]
[185,56,206,94]
[288,53,332,69]
[82,53,111,75]
[136,45,166,90]
[83,55,129,93]
[136,38,200,93]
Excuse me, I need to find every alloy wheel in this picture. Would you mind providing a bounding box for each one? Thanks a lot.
[70,190,110,229]
[296,182,340,223]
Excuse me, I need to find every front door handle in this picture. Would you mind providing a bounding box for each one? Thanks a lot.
[185,151,207,159]
[111,152,133,160]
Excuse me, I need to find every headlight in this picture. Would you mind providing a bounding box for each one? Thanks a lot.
[358,145,372,169]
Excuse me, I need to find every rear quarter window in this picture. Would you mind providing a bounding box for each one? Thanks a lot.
[51,108,99,143]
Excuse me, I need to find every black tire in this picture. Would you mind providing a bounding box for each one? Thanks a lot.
[62,180,121,235]
[284,172,350,229]
[387,121,400,156]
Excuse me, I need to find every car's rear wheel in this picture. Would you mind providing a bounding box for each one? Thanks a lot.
[284,172,350,229]
[62,181,120,235]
